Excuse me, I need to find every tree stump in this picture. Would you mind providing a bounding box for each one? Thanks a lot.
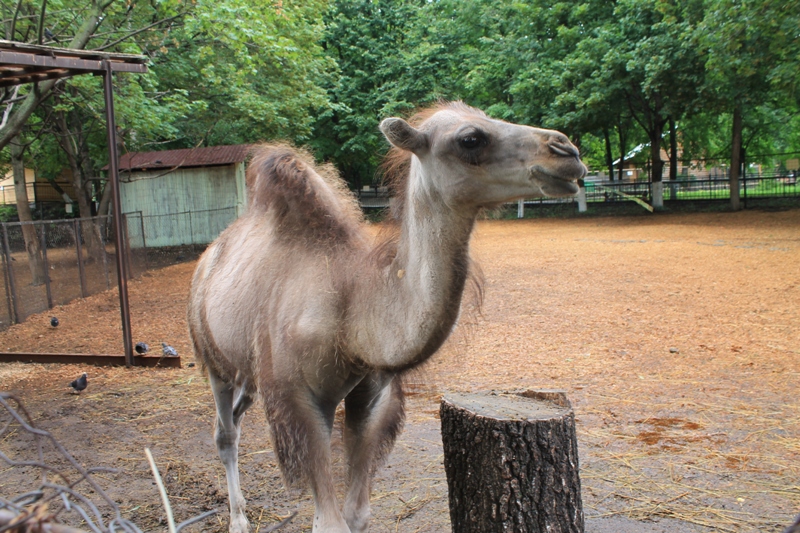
[440,390,583,533]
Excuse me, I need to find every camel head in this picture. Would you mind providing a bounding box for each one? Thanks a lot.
[380,102,586,209]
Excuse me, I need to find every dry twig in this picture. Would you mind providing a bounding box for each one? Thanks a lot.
[0,392,217,533]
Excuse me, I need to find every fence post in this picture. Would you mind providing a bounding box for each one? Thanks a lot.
[139,212,148,272]
[99,216,111,290]
[74,219,88,298]
[577,185,587,213]
[122,214,134,280]
[2,224,20,324]
[40,223,53,309]
[189,210,195,254]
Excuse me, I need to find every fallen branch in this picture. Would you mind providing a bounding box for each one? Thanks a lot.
[0,393,217,533]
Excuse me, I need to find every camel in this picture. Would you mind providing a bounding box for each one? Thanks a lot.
[187,101,586,533]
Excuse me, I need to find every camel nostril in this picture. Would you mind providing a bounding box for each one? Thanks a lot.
[548,141,579,158]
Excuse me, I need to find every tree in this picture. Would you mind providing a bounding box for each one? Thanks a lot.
[699,0,800,209]
[10,135,46,284]
[313,0,430,188]
[0,0,119,151]
[2,0,334,231]
[150,0,334,149]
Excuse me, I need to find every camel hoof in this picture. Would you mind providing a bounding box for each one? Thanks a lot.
[228,515,249,533]
[344,507,370,533]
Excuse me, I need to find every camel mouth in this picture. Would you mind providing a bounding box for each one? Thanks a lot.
[529,167,582,197]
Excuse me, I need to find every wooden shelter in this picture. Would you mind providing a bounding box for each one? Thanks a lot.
[0,40,171,367]
[114,144,254,247]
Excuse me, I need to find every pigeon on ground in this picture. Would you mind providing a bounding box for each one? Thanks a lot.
[161,343,178,357]
[50,317,59,327]
[783,513,800,533]
[135,342,149,354]
[69,373,88,393]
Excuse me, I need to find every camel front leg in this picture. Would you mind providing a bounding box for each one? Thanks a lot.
[266,386,352,533]
[209,371,255,533]
[343,374,405,533]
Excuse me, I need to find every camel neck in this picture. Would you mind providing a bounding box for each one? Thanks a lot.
[347,163,477,371]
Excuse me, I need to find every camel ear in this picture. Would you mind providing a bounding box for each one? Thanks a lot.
[380,118,428,154]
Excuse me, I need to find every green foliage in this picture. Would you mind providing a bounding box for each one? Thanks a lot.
[311,0,437,186]
[151,0,335,148]
[0,205,16,223]
[1,0,798,196]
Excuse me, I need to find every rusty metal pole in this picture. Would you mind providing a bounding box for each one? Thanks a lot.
[102,61,134,367]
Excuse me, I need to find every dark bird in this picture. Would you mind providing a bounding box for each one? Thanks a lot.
[783,513,800,533]
[69,373,88,393]
[50,316,59,327]
[135,342,149,354]
[44,28,57,42]
[161,343,178,357]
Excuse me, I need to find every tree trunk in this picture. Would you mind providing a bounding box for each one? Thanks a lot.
[649,120,664,184]
[11,139,46,285]
[96,178,113,217]
[730,105,743,211]
[55,106,103,260]
[616,122,628,181]
[440,390,584,533]
[669,116,678,182]
[649,119,666,209]
[603,128,614,180]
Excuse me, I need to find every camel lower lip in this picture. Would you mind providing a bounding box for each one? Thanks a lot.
[530,170,580,197]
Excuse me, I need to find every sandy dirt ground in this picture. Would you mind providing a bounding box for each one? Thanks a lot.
[1,209,799,533]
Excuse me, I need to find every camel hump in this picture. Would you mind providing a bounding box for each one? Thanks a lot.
[246,144,362,243]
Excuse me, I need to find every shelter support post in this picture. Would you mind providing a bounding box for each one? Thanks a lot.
[102,60,134,367]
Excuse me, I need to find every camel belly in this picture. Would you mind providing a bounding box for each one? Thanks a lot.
[191,237,345,379]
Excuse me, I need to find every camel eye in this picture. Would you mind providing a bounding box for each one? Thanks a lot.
[459,132,485,150]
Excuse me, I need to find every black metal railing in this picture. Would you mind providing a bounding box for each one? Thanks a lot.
[516,172,799,211]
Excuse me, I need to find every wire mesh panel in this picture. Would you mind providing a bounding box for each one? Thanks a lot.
[0,205,242,334]
[130,207,236,268]
[123,212,148,279]
[77,217,117,297]
[0,233,14,331]
[1,222,50,324]
[0,216,118,331]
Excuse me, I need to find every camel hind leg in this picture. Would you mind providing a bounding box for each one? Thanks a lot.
[209,369,255,533]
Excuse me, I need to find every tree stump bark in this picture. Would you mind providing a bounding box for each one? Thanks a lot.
[440,390,583,533]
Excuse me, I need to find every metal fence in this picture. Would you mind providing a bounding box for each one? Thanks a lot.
[519,172,800,211]
[123,206,237,268]
[0,207,238,332]
[1,216,118,331]
[2,175,796,332]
